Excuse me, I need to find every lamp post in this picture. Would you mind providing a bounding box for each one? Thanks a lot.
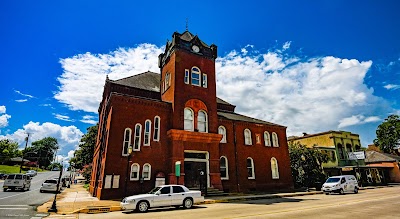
[19,134,30,173]
[124,145,133,197]
[48,160,63,213]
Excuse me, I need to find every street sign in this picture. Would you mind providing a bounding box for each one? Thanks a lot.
[348,151,365,160]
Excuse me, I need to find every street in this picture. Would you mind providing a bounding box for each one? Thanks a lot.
[0,171,62,219]
[79,186,400,219]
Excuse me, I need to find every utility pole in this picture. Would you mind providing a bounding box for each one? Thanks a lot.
[19,133,30,173]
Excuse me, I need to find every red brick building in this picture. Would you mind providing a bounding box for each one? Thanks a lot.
[90,31,294,200]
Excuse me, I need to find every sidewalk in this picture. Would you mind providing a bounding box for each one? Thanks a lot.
[37,181,400,217]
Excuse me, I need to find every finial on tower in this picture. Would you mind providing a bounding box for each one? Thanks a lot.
[186,18,188,31]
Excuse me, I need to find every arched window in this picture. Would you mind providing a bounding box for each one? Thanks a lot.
[218,126,227,143]
[133,124,142,151]
[338,143,345,159]
[264,131,271,146]
[142,163,151,180]
[271,157,279,179]
[244,129,252,145]
[122,128,132,156]
[130,163,140,180]
[272,132,279,147]
[184,108,194,131]
[153,116,160,141]
[247,157,255,179]
[191,67,201,86]
[144,120,151,146]
[220,156,229,180]
[198,110,208,133]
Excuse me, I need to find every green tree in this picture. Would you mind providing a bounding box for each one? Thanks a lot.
[289,142,329,189]
[70,124,97,170]
[0,139,21,163]
[30,137,59,168]
[373,114,400,154]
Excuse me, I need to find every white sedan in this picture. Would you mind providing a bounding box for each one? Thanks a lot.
[120,185,204,212]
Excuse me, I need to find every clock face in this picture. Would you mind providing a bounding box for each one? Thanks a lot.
[192,45,200,53]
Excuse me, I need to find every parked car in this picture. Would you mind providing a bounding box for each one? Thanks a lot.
[120,185,204,213]
[26,170,37,177]
[3,174,31,191]
[63,176,71,188]
[322,175,359,195]
[0,173,7,180]
[40,179,61,193]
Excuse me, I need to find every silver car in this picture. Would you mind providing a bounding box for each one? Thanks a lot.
[40,179,61,193]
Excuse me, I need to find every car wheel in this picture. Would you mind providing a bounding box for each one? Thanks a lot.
[183,198,193,209]
[339,189,344,195]
[136,201,149,213]
[325,193,329,195]
[354,187,358,194]
[40,190,43,193]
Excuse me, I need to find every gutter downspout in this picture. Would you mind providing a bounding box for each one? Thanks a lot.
[233,121,240,192]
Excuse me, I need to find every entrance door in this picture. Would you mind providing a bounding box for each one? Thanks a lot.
[184,161,206,188]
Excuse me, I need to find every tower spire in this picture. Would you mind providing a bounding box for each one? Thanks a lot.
[186,18,188,31]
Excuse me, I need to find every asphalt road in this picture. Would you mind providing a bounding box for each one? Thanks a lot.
[0,171,63,219]
[78,186,400,219]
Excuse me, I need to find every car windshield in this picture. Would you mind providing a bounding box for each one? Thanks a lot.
[44,180,58,184]
[326,177,341,183]
[147,187,162,194]
[6,174,15,179]
[15,175,23,179]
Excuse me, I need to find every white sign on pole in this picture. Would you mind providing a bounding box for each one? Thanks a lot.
[348,151,365,160]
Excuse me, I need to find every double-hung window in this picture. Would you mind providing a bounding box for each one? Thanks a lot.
[218,126,227,143]
[271,157,279,179]
[122,128,132,155]
[247,157,255,179]
[144,120,151,146]
[191,67,200,86]
[244,129,252,145]
[202,74,207,88]
[142,163,151,180]
[184,69,190,84]
[197,110,208,132]
[184,108,194,131]
[130,163,140,181]
[133,124,142,151]
[153,116,160,141]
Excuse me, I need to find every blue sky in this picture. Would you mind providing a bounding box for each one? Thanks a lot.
[1,0,399,162]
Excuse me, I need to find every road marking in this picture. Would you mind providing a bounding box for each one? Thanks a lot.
[228,193,400,218]
[0,187,41,200]
[0,208,29,210]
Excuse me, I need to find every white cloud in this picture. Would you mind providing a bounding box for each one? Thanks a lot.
[14,90,34,98]
[384,84,400,90]
[338,115,381,128]
[0,122,83,156]
[81,115,97,125]
[15,99,28,103]
[55,44,164,113]
[54,114,74,122]
[0,106,11,128]
[282,41,291,50]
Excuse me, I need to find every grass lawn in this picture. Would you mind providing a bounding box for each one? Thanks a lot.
[0,165,44,174]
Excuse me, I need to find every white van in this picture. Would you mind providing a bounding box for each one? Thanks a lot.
[322,175,359,195]
[3,174,31,192]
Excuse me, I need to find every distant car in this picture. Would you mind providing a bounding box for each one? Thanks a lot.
[120,185,204,213]
[40,179,61,193]
[26,170,37,177]
[3,174,31,191]
[52,167,60,171]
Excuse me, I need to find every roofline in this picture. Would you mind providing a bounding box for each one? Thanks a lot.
[289,130,360,140]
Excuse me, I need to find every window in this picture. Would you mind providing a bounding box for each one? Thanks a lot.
[331,151,336,162]
[247,157,255,179]
[218,126,227,143]
[244,129,252,145]
[264,131,271,146]
[220,156,229,180]
[173,186,185,193]
[184,108,194,131]
[164,72,171,91]
[122,128,132,155]
[153,116,160,141]
[271,157,279,179]
[184,69,190,84]
[133,124,142,151]
[338,144,345,160]
[191,67,200,86]
[144,120,151,146]
[160,186,170,194]
[198,110,208,132]
[256,134,261,144]
[272,132,279,147]
[130,163,140,180]
[142,163,151,180]
[202,74,207,88]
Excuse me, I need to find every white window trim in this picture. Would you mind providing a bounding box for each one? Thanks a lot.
[191,66,201,86]
[184,108,194,131]
[218,126,227,143]
[271,157,279,179]
[272,132,279,147]
[142,163,151,180]
[184,69,190,84]
[198,110,208,133]
[264,131,271,147]
[122,128,132,156]
[247,157,255,179]
[130,163,140,181]
[153,116,160,141]
[202,73,207,88]
[133,124,142,151]
[244,129,252,145]
[144,120,151,146]
[220,156,229,180]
